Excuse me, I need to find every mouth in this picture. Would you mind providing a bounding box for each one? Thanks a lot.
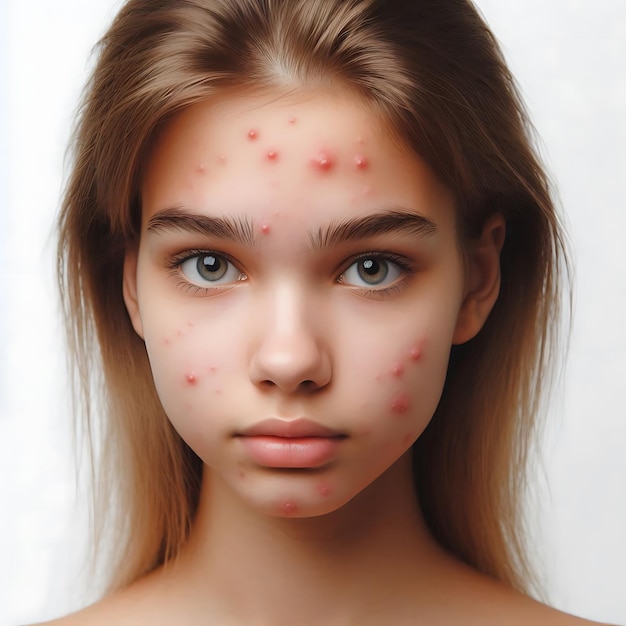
[235,418,347,468]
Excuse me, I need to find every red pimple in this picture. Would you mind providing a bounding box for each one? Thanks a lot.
[288,116,297,124]
[266,150,278,161]
[196,163,206,174]
[317,482,331,498]
[391,393,410,414]
[409,346,422,361]
[280,501,298,516]
[391,362,404,378]
[247,129,258,140]
[261,223,271,234]
[186,373,198,385]
[311,151,335,172]
[355,155,369,170]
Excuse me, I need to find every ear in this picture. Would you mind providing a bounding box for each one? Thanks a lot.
[122,245,145,339]
[452,214,505,345]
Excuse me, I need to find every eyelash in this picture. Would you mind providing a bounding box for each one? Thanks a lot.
[337,252,414,298]
[166,248,245,295]
[165,249,414,297]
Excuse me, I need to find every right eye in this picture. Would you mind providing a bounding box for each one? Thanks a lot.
[180,253,244,286]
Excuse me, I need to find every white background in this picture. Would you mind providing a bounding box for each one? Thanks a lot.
[1,1,625,624]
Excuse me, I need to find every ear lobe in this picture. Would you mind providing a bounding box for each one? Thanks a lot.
[452,214,505,345]
[123,247,144,340]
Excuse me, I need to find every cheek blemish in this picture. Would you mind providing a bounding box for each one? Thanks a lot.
[409,345,423,361]
[266,150,279,162]
[279,501,298,516]
[196,164,206,175]
[186,373,198,385]
[311,151,335,172]
[247,129,258,140]
[354,156,369,170]
[391,393,410,415]
[261,223,271,235]
[391,362,404,378]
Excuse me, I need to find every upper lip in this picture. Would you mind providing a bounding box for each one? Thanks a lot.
[238,418,345,438]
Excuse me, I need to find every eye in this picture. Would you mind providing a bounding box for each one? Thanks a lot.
[180,253,244,286]
[340,255,405,288]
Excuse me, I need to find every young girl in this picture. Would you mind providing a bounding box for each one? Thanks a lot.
[40,0,612,624]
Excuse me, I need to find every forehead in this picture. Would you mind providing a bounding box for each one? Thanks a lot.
[141,89,456,234]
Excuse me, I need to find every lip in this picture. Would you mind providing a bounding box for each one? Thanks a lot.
[239,418,345,439]
[236,418,346,468]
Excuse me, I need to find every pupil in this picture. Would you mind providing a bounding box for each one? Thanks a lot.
[358,258,388,284]
[197,254,227,281]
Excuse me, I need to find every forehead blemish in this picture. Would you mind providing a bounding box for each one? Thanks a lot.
[311,150,335,172]
[280,501,298,516]
[247,129,258,140]
[391,393,410,414]
[391,362,404,378]
[354,156,369,170]
[186,373,198,385]
[266,149,279,162]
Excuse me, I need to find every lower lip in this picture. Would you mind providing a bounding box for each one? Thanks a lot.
[238,436,343,468]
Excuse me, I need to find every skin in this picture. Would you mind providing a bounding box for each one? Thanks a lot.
[38,89,608,626]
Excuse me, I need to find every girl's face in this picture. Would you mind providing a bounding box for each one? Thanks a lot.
[124,89,485,518]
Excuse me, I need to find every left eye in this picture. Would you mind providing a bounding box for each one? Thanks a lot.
[180,253,243,286]
[340,256,403,288]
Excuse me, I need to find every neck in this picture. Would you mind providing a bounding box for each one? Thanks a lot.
[169,453,452,625]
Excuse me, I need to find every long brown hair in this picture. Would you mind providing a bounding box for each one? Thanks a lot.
[58,0,568,596]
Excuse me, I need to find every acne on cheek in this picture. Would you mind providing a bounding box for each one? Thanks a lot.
[391,362,404,378]
[260,224,271,235]
[265,149,279,162]
[390,393,411,415]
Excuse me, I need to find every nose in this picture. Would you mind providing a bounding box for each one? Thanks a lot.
[249,285,331,394]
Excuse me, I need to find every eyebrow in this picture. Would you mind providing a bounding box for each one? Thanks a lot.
[146,207,258,247]
[145,205,438,250]
[308,208,438,252]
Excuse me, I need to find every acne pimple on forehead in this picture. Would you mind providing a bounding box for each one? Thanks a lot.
[266,150,279,162]
[280,501,298,515]
[391,393,410,414]
[186,373,198,385]
[391,362,404,378]
[247,129,258,140]
[311,150,335,172]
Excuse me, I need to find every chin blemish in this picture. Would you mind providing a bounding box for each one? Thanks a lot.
[279,501,298,516]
